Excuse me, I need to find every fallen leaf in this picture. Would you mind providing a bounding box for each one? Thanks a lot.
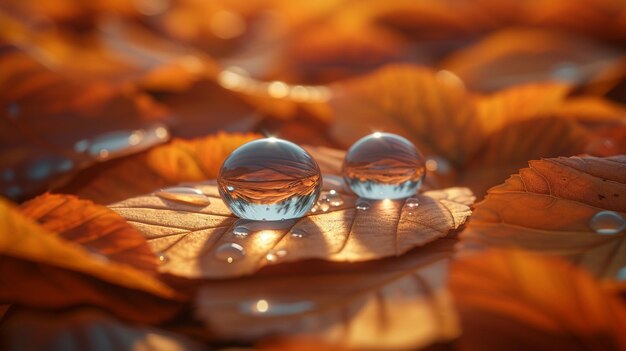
[440,28,621,91]
[57,132,259,205]
[20,193,158,275]
[196,237,460,350]
[109,176,473,279]
[450,249,626,351]
[0,307,206,351]
[458,155,626,280]
[0,196,181,323]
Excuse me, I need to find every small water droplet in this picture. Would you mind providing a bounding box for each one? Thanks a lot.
[356,199,371,211]
[310,204,320,213]
[240,299,315,316]
[589,211,626,235]
[323,191,344,207]
[218,138,322,221]
[343,133,425,199]
[215,243,245,263]
[155,187,211,206]
[617,267,626,281]
[266,249,287,262]
[74,139,89,153]
[233,225,250,237]
[319,201,330,212]
[157,252,168,264]
[6,103,20,118]
[291,229,307,238]
[406,198,419,208]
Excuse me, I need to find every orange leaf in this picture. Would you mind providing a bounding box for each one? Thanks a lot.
[109,176,473,278]
[450,249,626,350]
[459,155,626,280]
[0,196,181,323]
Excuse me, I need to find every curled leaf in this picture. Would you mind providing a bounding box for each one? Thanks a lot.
[459,155,626,280]
[110,176,473,279]
[0,196,181,323]
[196,238,459,350]
[450,249,626,351]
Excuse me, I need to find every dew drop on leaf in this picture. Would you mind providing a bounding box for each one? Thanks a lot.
[214,243,246,263]
[588,211,626,235]
[218,138,322,221]
[233,225,250,238]
[343,132,425,199]
[155,187,211,206]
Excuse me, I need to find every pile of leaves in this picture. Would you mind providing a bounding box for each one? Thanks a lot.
[1,1,626,350]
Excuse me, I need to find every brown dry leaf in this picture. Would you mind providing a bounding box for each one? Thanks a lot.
[59,132,259,205]
[20,193,158,275]
[450,249,626,351]
[459,155,626,280]
[0,308,206,351]
[440,28,622,92]
[196,237,459,350]
[0,196,181,323]
[109,176,473,279]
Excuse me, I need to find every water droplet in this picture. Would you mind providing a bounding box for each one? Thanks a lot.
[589,211,626,235]
[215,243,245,263]
[157,252,168,264]
[74,139,89,153]
[233,225,250,237]
[356,199,371,211]
[322,190,344,207]
[343,132,425,199]
[240,299,314,316]
[155,186,211,206]
[218,138,322,221]
[266,249,287,262]
[309,204,320,213]
[617,267,626,281]
[291,229,307,238]
[406,198,419,208]
[318,201,330,212]
[6,102,20,118]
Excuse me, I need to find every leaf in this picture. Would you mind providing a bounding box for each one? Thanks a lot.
[440,28,621,91]
[109,176,473,279]
[195,237,460,350]
[0,196,181,323]
[0,308,206,351]
[450,249,626,351]
[20,193,158,275]
[58,132,259,205]
[458,155,626,280]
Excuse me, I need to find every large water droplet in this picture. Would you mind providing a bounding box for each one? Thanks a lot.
[218,138,322,221]
[155,186,211,206]
[240,299,315,316]
[233,225,250,237]
[215,243,245,263]
[355,199,371,211]
[343,132,425,199]
[588,211,626,235]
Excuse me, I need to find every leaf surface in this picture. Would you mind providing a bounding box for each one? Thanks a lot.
[459,155,626,280]
[110,176,473,279]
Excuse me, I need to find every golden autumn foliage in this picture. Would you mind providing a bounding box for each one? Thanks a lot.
[1,1,626,350]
